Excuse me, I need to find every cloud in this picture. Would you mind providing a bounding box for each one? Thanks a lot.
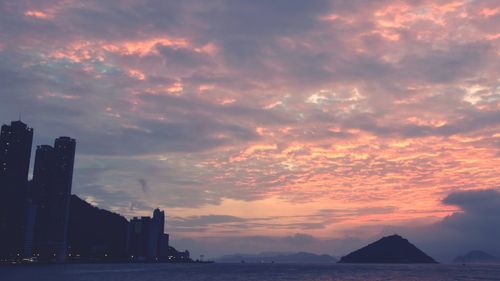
[384,189,500,261]
[0,0,499,254]
[138,178,149,193]
[170,215,245,228]
[443,189,500,213]
[166,206,399,237]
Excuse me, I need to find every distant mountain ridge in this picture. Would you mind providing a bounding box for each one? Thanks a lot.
[453,250,499,264]
[216,252,338,263]
[338,234,437,264]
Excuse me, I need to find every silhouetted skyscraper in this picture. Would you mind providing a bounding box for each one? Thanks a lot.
[50,136,76,261]
[127,208,167,262]
[151,208,165,259]
[32,145,56,199]
[0,121,33,188]
[31,145,56,259]
[159,233,170,261]
[127,216,152,261]
[31,137,76,262]
[0,121,33,260]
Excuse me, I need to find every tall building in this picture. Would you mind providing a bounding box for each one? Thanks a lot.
[31,145,56,260]
[0,121,33,188]
[127,208,168,262]
[49,137,76,262]
[159,233,170,261]
[150,208,165,260]
[127,216,152,261]
[0,120,34,260]
[31,137,76,262]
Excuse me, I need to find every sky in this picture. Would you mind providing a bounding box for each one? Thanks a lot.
[0,0,499,260]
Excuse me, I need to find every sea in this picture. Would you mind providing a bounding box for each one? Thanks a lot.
[1,263,500,281]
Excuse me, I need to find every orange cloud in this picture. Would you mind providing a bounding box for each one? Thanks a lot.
[102,37,189,56]
[24,10,53,19]
[127,69,146,81]
[480,7,499,18]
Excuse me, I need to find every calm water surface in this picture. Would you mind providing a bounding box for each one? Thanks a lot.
[1,263,500,281]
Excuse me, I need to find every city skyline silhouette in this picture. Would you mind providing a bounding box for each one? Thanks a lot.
[0,120,192,263]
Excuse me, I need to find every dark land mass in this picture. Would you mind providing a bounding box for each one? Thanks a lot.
[68,195,129,260]
[453,250,499,264]
[338,234,437,264]
[67,195,190,263]
[216,252,338,263]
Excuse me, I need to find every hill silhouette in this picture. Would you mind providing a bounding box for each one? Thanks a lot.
[67,195,129,260]
[338,234,437,263]
[453,250,499,264]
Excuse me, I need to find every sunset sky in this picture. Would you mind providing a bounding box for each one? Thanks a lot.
[0,0,499,259]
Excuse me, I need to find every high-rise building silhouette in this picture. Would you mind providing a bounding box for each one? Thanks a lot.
[50,137,76,261]
[0,121,34,260]
[127,208,168,262]
[127,216,153,261]
[31,137,76,262]
[0,121,33,187]
[31,145,56,260]
[150,208,165,259]
[160,233,170,261]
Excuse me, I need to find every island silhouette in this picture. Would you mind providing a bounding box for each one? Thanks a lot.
[453,250,499,264]
[338,234,437,263]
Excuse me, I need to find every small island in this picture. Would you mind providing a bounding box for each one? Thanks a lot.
[453,250,499,264]
[338,234,437,264]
